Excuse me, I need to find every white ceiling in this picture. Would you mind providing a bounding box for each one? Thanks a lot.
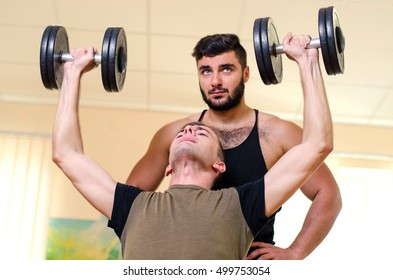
[1,0,393,128]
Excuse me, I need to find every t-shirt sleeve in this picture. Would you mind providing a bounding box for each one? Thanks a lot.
[107,182,143,238]
[234,177,270,237]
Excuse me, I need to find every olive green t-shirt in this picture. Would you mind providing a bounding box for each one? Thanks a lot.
[108,180,267,260]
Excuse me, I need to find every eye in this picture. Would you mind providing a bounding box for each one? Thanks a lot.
[222,67,232,73]
[196,128,209,137]
[197,132,207,137]
[175,131,184,138]
[201,68,211,75]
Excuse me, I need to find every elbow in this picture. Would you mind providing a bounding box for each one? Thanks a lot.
[52,136,62,166]
[52,144,69,168]
[52,148,64,167]
[322,140,334,156]
[313,138,333,162]
[320,133,334,157]
[52,149,75,178]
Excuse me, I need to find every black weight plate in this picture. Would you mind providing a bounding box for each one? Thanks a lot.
[54,26,69,89]
[101,27,113,92]
[318,8,334,75]
[253,18,272,85]
[107,27,127,92]
[113,27,127,92]
[45,26,59,90]
[46,26,69,90]
[261,17,282,85]
[107,27,119,92]
[40,26,53,89]
[325,6,345,74]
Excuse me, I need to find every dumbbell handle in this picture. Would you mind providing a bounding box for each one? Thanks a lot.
[273,38,320,55]
[59,53,102,64]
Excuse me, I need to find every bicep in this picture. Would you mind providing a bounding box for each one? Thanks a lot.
[58,153,117,219]
[264,143,325,217]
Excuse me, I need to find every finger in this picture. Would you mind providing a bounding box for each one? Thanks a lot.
[246,247,269,260]
[247,250,271,260]
[245,251,260,260]
[257,253,273,260]
[85,46,95,58]
[83,47,98,68]
[250,241,272,248]
[282,32,292,47]
[306,34,312,44]
[300,34,311,48]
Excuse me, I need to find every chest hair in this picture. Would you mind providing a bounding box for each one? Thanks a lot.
[211,126,255,149]
[211,125,276,167]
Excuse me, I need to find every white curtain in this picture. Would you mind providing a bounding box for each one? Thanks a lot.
[0,133,54,260]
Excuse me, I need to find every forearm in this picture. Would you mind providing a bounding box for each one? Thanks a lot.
[289,164,342,259]
[52,66,84,162]
[289,190,342,259]
[299,56,333,153]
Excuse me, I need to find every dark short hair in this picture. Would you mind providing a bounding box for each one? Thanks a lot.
[192,34,247,70]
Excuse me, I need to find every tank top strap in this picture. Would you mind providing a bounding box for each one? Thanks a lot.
[198,110,207,122]
[253,109,259,130]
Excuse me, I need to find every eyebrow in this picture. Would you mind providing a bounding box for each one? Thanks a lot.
[198,63,236,71]
[198,65,211,71]
[196,126,210,134]
[219,63,236,69]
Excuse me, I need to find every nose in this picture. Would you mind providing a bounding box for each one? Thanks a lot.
[183,125,196,135]
[211,72,222,88]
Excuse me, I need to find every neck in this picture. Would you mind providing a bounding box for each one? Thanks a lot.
[168,161,215,190]
[206,103,253,127]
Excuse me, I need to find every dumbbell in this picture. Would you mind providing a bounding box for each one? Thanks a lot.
[40,25,127,92]
[253,6,345,85]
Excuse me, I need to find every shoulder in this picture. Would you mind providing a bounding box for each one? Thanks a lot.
[116,183,144,199]
[258,111,299,130]
[257,111,303,146]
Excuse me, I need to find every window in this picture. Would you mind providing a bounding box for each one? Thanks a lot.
[0,133,54,259]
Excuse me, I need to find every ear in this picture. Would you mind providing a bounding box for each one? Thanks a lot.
[212,161,226,174]
[243,66,250,82]
[165,165,173,176]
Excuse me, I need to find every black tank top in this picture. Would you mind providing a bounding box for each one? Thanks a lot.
[198,109,276,245]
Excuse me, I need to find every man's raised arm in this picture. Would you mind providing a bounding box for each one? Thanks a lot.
[52,47,116,219]
[264,33,333,217]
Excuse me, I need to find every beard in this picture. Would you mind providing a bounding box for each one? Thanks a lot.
[200,78,245,111]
